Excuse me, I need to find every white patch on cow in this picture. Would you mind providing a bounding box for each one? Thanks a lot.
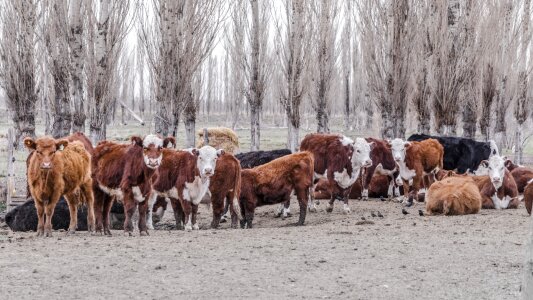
[333,168,357,189]
[197,146,221,178]
[340,135,354,146]
[528,178,533,185]
[143,134,163,148]
[192,223,199,230]
[390,138,408,162]
[143,153,162,170]
[308,201,317,212]
[419,188,427,194]
[99,184,124,201]
[374,163,396,176]
[397,160,416,181]
[351,137,373,169]
[146,192,159,229]
[283,207,291,218]
[394,186,401,197]
[314,171,327,180]
[343,203,351,213]
[362,189,369,199]
[489,140,499,157]
[485,155,506,189]
[184,176,211,205]
[491,194,512,209]
[275,204,284,217]
[387,181,394,197]
[185,216,192,231]
[395,174,403,186]
[132,186,144,202]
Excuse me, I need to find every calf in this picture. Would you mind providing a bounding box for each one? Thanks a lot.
[390,138,443,205]
[524,179,533,215]
[509,167,533,194]
[239,152,314,228]
[149,146,223,231]
[504,159,522,172]
[361,138,397,199]
[235,149,292,169]
[92,135,173,236]
[408,134,498,173]
[472,155,519,209]
[25,137,95,237]
[425,176,482,216]
[300,134,372,213]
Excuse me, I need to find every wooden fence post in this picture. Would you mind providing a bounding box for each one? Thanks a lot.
[6,128,15,209]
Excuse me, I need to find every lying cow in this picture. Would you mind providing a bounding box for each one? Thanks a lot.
[239,152,314,228]
[314,174,393,200]
[235,149,292,169]
[390,138,443,205]
[92,135,174,236]
[361,138,397,199]
[149,146,226,231]
[473,155,519,209]
[25,137,95,237]
[425,176,482,216]
[510,167,533,194]
[300,133,372,213]
[525,180,533,215]
[407,134,498,174]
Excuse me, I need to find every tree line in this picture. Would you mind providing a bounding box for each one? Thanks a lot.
[0,0,532,163]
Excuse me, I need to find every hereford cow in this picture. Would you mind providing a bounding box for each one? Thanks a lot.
[25,137,95,237]
[425,176,482,216]
[509,167,533,194]
[390,138,444,205]
[149,146,228,231]
[407,134,498,174]
[235,149,292,169]
[504,159,522,172]
[524,180,533,215]
[239,152,314,228]
[300,134,372,214]
[92,135,174,236]
[361,138,397,199]
[472,155,519,209]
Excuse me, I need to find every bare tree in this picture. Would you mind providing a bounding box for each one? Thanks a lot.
[0,1,40,147]
[69,0,86,132]
[311,0,339,133]
[274,0,312,152]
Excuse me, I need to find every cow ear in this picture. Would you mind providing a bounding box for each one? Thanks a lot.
[56,139,68,151]
[368,141,375,150]
[191,148,200,156]
[480,160,489,168]
[131,136,143,147]
[24,137,36,150]
[504,159,511,168]
[501,156,507,162]
[404,142,411,148]
[216,149,225,157]
[163,137,176,148]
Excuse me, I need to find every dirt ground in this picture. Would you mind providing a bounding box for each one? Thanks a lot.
[0,198,530,300]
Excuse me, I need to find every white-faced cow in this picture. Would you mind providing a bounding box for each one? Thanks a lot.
[473,155,519,209]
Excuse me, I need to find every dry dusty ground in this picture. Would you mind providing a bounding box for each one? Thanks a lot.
[0,198,531,300]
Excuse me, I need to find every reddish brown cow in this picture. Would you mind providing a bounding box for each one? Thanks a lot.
[300,134,372,214]
[92,135,173,236]
[509,167,533,194]
[149,146,225,231]
[524,180,533,215]
[390,138,444,205]
[361,138,397,199]
[239,152,314,228]
[25,137,95,237]
[504,159,521,172]
[425,176,482,216]
[472,155,519,209]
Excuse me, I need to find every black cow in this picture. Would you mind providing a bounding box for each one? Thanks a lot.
[407,134,498,174]
[5,198,124,232]
[235,149,292,169]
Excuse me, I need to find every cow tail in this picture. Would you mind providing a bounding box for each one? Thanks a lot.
[231,163,243,220]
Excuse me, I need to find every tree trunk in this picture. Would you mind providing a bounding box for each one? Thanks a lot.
[480,64,495,141]
[494,95,507,151]
[155,101,170,136]
[287,116,299,153]
[380,108,394,140]
[316,97,330,133]
[462,101,477,138]
[184,100,196,148]
[13,109,36,148]
[69,0,85,133]
[515,124,524,164]
[250,105,260,151]
[343,74,350,131]
[51,82,72,138]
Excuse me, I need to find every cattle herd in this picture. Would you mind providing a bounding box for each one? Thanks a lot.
[7,130,533,237]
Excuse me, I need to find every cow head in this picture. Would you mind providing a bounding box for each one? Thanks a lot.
[479,155,507,189]
[390,138,410,163]
[137,134,164,169]
[193,146,224,178]
[351,137,373,168]
[24,137,68,170]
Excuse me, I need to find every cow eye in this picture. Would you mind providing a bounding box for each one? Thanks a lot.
[356,149,360,153]
[36,151,42,155]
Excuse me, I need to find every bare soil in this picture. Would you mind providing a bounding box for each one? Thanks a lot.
[0,198,530,300]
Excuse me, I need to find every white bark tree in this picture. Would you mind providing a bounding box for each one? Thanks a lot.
[69,0,86,132]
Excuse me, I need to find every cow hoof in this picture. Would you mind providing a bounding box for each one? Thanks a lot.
[220,215,228,223]
[45,232,53,238]
[343,208,351,214]
[36,231,43,237]
[185,225,192,231]
[147,224,154,230]
[405,201,413,208]
[308,206,317,213]
[192,224,200,230]
[104,230,112,236]
[140,231,149,236]
[124,232,133,237]
[326,205,333,213]
[66,230,76,235]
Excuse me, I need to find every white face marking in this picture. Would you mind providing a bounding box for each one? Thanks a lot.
[390,138,408,162]
[143,134,163,148]
[183,176,211,205]
[99,184,124,201]
[351,138,373,169]
[196,146,222,178]
[142,135,164,169]
[340,135,354,146]
[485,155,506,189]
[333,168,358,189]
[144,154,162,170]
[132,186,145,202]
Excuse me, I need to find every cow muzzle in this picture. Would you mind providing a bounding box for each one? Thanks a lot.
[364,159,372,167]
[40,162,52,169]
[203,167,214,177]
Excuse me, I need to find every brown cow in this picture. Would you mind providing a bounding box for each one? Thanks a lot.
[300,134,372,214]
[390,138,444,205]
[524,179,533,215]
[149,146,226,231]
[25,137,95,237]
[92,135,174,236]
[239,152,314,228]
[472,155,519,209]
[509,167,533,194]
[314,174,391,200]
[504,159,521,172]
[361,138,397,199]
[425,176,482,216]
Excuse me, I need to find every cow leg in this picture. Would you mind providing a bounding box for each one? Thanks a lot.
[146,192,158,230]
[191,203,200,230]
[43,202,57,237]
[295,188,309,226]
[93,186,106,234]
[64,192,79,234]
[343,198,351,214]
[169,198,184,230]
[508,197,520,209]
[181,200,193,231]
[308,185,318,212]
[387,178,394,198]
[122,192,136,236]
[210,193,224,229]
[138,200,149,236]
[35,200,45,237]
[481,195,495,209]
[80,181,96,233]
[245,204,255,229]
[102,197,114,235]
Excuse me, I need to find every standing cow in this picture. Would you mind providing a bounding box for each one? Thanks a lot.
[149,146,226,231]
[390,138,444,205]
[361,138,397,199]
[92,135,174,236]
[300,134,373,213]
[25,137,95,237]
